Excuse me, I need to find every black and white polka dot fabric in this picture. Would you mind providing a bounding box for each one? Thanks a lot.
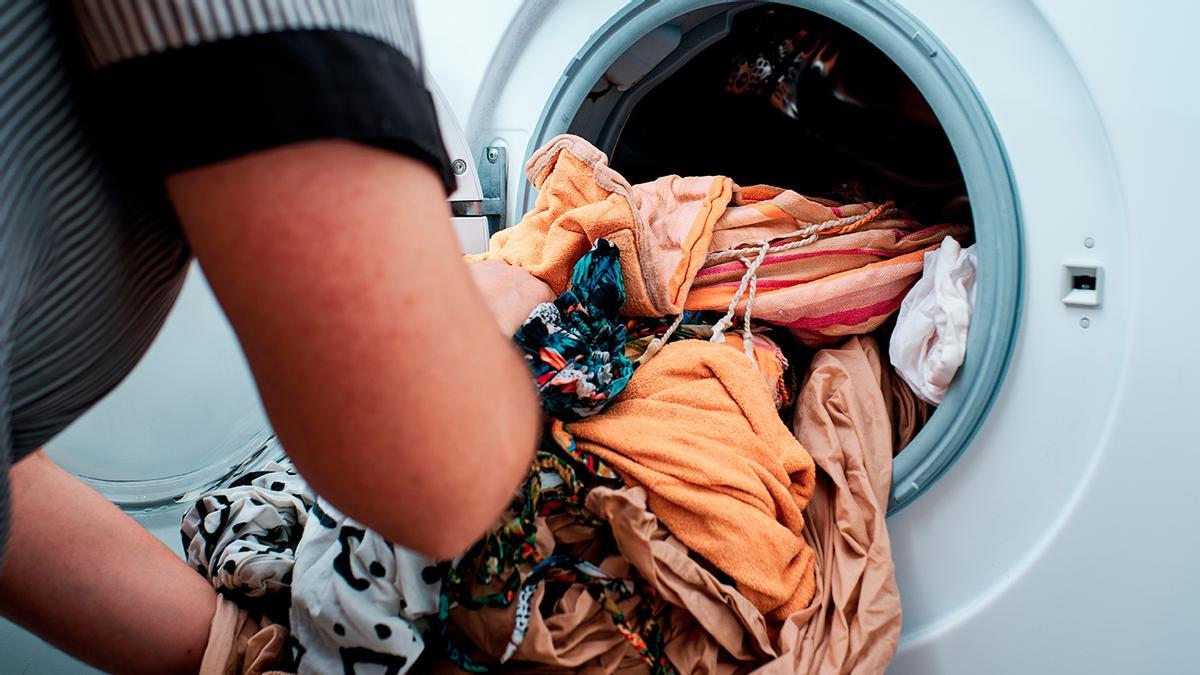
[181,458,439,674]
[290,492,439,674]
[181,461,312,598]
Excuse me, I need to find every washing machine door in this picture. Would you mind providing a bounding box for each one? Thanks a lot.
[43,79,493,513]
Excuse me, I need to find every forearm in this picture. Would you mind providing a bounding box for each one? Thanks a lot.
[0,452,217,674]
[168,141,540,558]
[252,298,539,559]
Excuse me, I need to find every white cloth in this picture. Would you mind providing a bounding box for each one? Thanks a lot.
[183,458,442,674]
[889,237,977,405]
[181,461,312,598]
[290,497,440,675]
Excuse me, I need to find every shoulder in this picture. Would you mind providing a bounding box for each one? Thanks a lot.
[73,0,424,69]
[71,0,453,192]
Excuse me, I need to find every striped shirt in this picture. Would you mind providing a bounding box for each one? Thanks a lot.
[0,0,452,568]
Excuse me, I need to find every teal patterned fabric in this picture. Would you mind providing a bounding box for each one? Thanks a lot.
[437,241,677,673]
[512,239,633,421]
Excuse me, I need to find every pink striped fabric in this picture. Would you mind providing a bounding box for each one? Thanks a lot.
[477,136,972,346]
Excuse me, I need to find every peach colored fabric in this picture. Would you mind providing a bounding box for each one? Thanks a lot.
[200,596,291,675]
[471,135,967,346]
[469,135,727,316]
[570,339,817,622]
[754,336,901,675]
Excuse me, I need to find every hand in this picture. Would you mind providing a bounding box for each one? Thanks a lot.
[467,259,555,336]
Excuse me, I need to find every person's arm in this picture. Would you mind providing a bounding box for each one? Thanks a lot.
[70,1,546,556]
[0,451,217,674]
[167,140,546,559]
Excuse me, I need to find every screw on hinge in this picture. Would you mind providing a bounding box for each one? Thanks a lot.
[451,159,467,175]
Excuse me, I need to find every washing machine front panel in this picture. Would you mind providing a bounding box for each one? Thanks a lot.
[890,0,1200,672]
[435,0,1158,671]
[882,0,1132,646]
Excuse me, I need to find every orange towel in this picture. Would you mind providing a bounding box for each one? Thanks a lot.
[569,339,817,622]
[625,321,794,409]
[471,135,968,346]
[470,135,728,316]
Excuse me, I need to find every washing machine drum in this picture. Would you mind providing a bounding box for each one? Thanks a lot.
[532,0,1021,511]
[43,268,278,511]
[615,5,967,225]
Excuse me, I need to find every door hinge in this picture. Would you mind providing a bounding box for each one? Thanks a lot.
[450,145,507,237]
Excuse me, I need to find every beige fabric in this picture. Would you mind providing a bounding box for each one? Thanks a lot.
[590,485,776,669]
[446,485,778,672]
[755,336,901,674]
[201,596,291,675]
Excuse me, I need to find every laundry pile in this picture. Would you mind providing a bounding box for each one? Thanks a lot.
[182,136,978,674]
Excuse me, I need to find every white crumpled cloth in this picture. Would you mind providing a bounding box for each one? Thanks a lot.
[290,497,440,675]
[889,236,977,405]
[181,459,441,675]
[181,461,312,598]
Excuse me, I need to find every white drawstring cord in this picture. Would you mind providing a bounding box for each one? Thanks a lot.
[741,255,759,363]
[709,240,769,357]
[635,311,686,365]
[635,204,892,366]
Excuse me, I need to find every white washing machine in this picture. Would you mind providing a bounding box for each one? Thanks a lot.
[3,1,1198,672]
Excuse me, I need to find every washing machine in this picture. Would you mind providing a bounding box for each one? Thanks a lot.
[2,1,1198,672]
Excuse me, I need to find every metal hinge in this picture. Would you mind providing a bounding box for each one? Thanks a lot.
[450,145,507,237]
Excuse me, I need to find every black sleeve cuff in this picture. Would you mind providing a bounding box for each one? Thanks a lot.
[87,30,457,195]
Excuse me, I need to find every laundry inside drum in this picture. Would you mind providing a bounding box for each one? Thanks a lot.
[565,2,977,460]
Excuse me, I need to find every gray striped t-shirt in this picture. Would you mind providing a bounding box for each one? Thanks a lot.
[0,0,452,568]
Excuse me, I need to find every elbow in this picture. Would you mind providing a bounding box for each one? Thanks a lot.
[290,349,544,561]
[406,516,499,562]
[376,398,540,561]
[426,423,540,559]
